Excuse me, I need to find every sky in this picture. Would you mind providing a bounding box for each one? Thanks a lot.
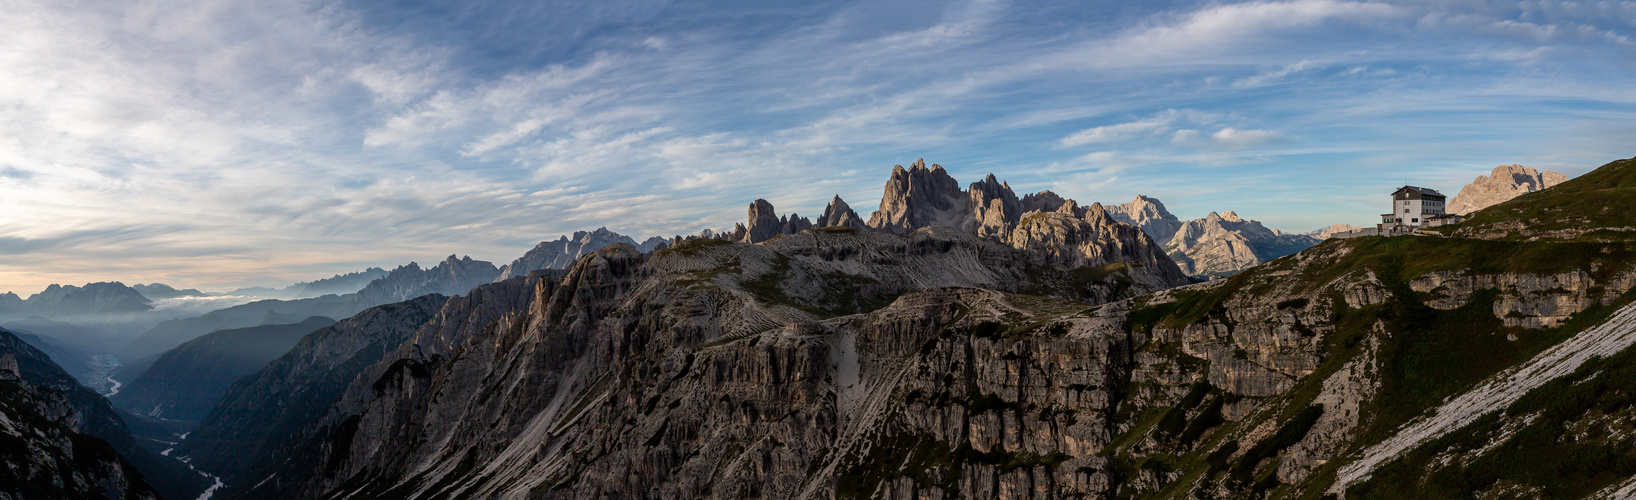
[1,0,1634,294]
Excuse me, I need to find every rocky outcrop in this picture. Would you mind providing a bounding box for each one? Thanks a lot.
[0,328,209,499]
[351,255,499,307]
[495,227,645,280]
[818,196,865,229]
[1164,211,1320,278]
[1106,195,1185,245]
[1447,164,1568,215]
[0,333,159,500]
[866,159,970,233]
[1008,204,1190,289]
[743,199,785,243]
[968,174,1022,240]
[719,161,1190,291]
[1411,269,1636,328]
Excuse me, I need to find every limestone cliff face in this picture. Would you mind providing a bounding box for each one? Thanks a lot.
[1447,164,1569,215]
[0,328,206,499]
[212,246,1140,498]
[968,174,1023,241]
[1008,204,1189,289]
[176,228,1636,499]
[866,159,971,234]
[722,161,1190,290]
[188,223,1194,499]
[818,195,866,229]
[0,330,161,500]
[1106,195,1185,245]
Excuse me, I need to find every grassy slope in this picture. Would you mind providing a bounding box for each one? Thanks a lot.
[1450,155,1636,241]
[1351,341,1636,498]
[1109,237,1636,497]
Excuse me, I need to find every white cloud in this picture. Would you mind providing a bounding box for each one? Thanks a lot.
[1233,59,1323,88]
[1080,0,1403,67]
[1060,119,1171,146]
[1211,127,1284,149]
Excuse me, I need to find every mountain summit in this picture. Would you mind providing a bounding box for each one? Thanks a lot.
[1447,164,1568,215]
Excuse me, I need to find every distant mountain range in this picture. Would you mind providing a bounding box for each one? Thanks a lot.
[1105,195,1322,278]
[495,228,665,281]
[131,283,208,300]
[0,282,153,318]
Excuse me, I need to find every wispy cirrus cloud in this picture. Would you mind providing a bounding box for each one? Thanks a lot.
[1,0,1634,294]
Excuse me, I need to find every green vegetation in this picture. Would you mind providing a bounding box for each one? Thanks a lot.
[1451,156,1636,241]
[1111,210,1636,497]
[1231,404,1324,484]
[1352,341,1636,498]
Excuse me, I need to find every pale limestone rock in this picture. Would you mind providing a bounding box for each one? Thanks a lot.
[818,195,865,229]
[1106,195,1184,245]
[1307,223,1366,239]
[968,173,1021,240]
[1447,164,1569,215]
[1165,211,1319,278]
[494,227,647,281]
[865,159,969,233]
[743,199,782,243]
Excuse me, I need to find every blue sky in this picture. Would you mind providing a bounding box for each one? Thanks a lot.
[1,0,1633,293]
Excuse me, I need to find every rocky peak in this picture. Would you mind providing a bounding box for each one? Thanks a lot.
[1165,211,1320,278]
[1448,164,1570,215]
[968,173,1022,240]
[1106,194,1185,245]
[18,282,153,316]
[819,195,865,229]
[1056,199,1082,217]
[354,256,499,306]
[1020,190,1067,213]
[866,158,969,233]
[495,228,649,281]
[1084,201,1111,224]
[743,199,783,243]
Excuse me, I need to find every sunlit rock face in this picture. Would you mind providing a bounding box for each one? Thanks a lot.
[1447,164,1568,215]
